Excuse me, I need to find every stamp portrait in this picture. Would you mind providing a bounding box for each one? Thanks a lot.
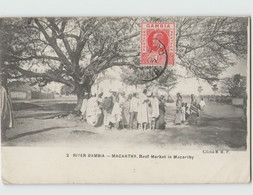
[141,22,176,65]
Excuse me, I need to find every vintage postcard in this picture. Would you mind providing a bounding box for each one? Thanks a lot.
[0,17,251,184]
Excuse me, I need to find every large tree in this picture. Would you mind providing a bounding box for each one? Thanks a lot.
[0,17,248,109]
[0,17,141,109]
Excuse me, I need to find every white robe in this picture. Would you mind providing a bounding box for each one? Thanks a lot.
[150,97,159,118]
[137,93,148,123]
[111,102,122,123]
[86,97,101,126]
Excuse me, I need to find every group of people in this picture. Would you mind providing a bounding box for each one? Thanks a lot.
[174,93,206,125]
[80,89,166,130]
[80,90,207,130]
[1,80,207,142]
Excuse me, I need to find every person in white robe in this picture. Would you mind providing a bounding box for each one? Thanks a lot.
[111,95,122,129]
[149,92,159,129]
[129,93,140,129]
[137,89,149,130]
[199,98,206,111]
[86,95,101,126]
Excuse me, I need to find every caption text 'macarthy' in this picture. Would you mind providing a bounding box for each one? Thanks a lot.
[68,153,194,160]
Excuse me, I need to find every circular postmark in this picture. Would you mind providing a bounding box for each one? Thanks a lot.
[131,40,168,83]
[140,40,168,82]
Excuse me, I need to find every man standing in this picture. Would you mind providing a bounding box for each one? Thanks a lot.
[129,93,140,129]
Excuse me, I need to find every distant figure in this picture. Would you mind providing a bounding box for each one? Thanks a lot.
[181,103,186,124]
[185,103,190,121]
[155,95,166,130]
[147,100,154,130]
[1,86,14,141]
[199,98,206,111]
[188,94,200,124]
[122,94,132,128]
[175,93,183,125]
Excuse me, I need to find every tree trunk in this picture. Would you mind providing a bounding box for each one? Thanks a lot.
[74,86,85,111]
[74,83,91,111]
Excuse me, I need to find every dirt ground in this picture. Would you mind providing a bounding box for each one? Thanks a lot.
[2,97,248,150]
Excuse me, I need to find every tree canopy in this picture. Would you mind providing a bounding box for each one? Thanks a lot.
[122,17,248,87]
[0,17,248,107]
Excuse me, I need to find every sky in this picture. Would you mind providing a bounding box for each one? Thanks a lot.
[170,58,248,96]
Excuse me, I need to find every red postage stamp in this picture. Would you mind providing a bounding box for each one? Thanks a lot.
[141,22,175,65]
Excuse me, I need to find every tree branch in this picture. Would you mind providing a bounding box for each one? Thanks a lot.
[34,19,73,67]
[8,64,73,86]
[10,54,61,62]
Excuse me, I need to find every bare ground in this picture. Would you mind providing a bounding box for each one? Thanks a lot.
[2,98,247,150]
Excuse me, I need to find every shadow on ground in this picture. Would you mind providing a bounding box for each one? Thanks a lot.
[7,126,64,141]
[13,102,76,111]
[146,116,247,150]
[5,100,247,150]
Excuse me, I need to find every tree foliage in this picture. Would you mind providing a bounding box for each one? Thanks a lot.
[0,17,248,107]
[221,74,246,98]
[60,84,74,96]
[121,67,177,91]
[121,17,248,87]
[0,17,141,108]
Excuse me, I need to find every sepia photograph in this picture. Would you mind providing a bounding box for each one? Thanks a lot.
[1,17,249,149]
[0,16,250,184]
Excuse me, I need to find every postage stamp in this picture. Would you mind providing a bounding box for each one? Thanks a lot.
[141,22,176,65]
